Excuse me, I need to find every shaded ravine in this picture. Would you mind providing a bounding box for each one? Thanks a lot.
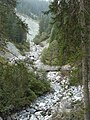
[10,14,82,120]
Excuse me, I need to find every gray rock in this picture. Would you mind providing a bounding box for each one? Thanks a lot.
[7,116,11,120]
[0,117,3,120]
[29,108,36,114]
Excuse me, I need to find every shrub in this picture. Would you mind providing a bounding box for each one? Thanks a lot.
[51,103,84,120]
[14,41,30,55]
[41,40,60,66]
[0,59,50,115]
[33,32,48,45]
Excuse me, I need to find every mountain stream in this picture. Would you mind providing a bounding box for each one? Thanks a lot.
[9,14,82,120]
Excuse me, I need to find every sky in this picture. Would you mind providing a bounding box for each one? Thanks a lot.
[40,0,50,1]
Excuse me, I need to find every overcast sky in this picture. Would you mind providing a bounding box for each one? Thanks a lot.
[41,0,50,1]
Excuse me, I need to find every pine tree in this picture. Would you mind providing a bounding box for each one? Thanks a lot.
[79,0,90,119]
[49,0,90,119]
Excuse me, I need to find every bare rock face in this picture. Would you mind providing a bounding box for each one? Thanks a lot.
[6,42,21,57]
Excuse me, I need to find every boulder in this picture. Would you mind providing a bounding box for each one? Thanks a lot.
[0,117,3,120]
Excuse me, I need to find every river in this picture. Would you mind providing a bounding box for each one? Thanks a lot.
[10,14,82,120]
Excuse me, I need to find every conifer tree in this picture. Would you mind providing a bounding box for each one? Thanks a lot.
[49,0,90,119]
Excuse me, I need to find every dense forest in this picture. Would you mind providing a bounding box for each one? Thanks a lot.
[0,0,27,43]
[48,0,90,120]
[0,0,90,120]
[31,0,90,119]
[0,0,50,118]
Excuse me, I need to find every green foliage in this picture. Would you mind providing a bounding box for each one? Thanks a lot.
[29,78,50,96]
[52,102,84,120]
[0,58,50,114]
[48,0,82,65]
[39,15,51,34]
[14,41,30,55]
[41,40,60,66]
[70,67,82,86]
[0,0,27,44]
[33,32,49,45]
[17,0,51,35]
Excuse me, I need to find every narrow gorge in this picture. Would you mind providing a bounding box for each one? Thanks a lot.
[8,13,82,120]
[0,0,90,120]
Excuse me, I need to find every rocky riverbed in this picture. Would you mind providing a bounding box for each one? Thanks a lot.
[10,72,82,120]
[8,14,83,120]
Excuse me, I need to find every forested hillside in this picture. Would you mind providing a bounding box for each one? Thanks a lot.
[0,0,27,43]
[0,0,50,118]
[0,0,90,120]
[32,0,90,119]
[16,0,49,17]
[48,0,90,119]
